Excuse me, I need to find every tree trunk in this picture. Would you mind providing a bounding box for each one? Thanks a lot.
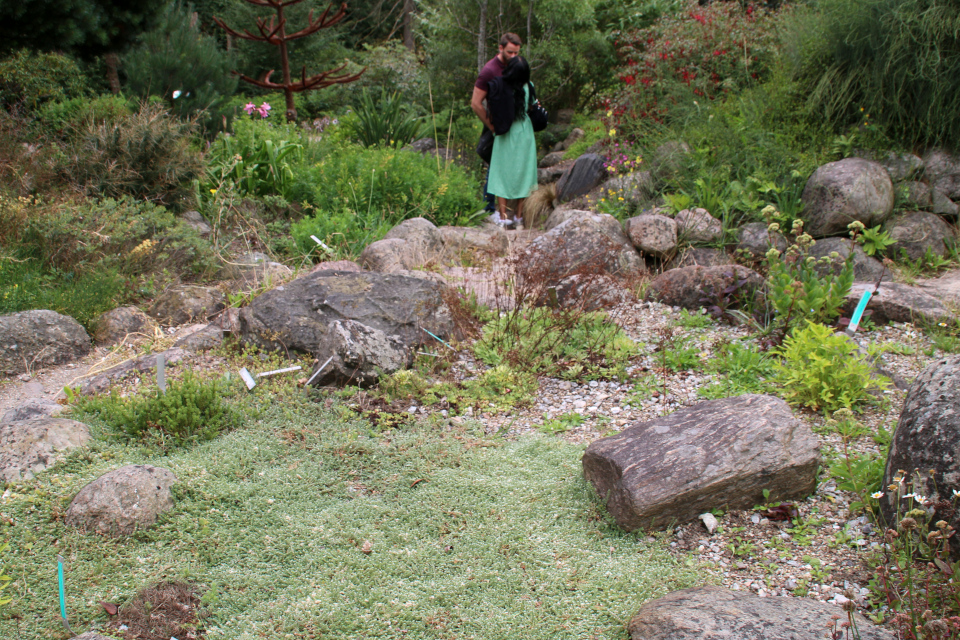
[526,0,534,53]
[402,0,415,51]
[477,0,488,74]
[276,4,297,122]
[104,53,121,95]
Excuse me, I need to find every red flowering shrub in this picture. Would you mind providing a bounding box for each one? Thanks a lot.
[603,0,788,137]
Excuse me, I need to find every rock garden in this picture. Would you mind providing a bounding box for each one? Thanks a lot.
[2,0,960,639]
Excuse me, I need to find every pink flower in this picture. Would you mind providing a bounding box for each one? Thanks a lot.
[257,102,272,118]
[244,102,256,115]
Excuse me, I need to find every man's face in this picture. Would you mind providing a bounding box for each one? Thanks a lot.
[498,42,520,63]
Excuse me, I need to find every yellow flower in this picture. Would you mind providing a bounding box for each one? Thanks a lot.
[608,128,616,137]
[209,189,217,195]
[606,110,613,117]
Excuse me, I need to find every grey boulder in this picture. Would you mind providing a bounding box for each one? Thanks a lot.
[222,251,293,284]
[645,265,763,311]
[438,225,509,257]
[1,396,63,423]
[556,153,607,203]
[239,270,453,355]
[624,214,677,258]
[808,237,887,283]
[676,208,722,244]
[525,212,646,284]
[582,394,818,531]
[65,465,178,536]
[0,417,90,482]
[94,306,158,345]
[309,320,411,387]
[801,158,895,237]
[602,171,655,207]
[885,211,955,261]
[737,222,788,259]
[880,356,960,555]
[149,285,225,326]
[553,274,635,312]
[842,281,955,326]
[923,148,960,200]
[0,310,90,376]
[663,247,733,271]
[628,586,894,640]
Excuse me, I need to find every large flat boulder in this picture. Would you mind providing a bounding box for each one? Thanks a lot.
[0,417,90,482]
[0,310,91,376]
[582,395,819,531]
[525,212,646,284]
[645,265,763,311]
[239,270,453,354]
[94,306,158,345]
[923,148,960,200]
[801,158,895,237]
[880,355,960,554]
[676,208,722,244]
[65,465,177,536]
[628,586,895,640]
[841,281,955,326]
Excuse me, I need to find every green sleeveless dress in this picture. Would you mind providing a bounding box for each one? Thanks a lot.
[487,84,538,200]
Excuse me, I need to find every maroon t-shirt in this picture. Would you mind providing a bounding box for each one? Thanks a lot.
[474,55,506,92]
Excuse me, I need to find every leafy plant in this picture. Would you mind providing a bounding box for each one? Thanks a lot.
[205,119,303,199]
[822,409,888,514]
[474,307,639,381]
[764,222,854,338]
[0,48,90,112]
[699,341,776,399]
[347,89,426,148]
[0,541,11,608]
[775,321,890,414]
[540,412,586,435]
[855,225,895,257]
[671,308,712,329]
[78,372,239,449]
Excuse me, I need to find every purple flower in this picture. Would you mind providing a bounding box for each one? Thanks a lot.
[257,102,272,118]
[244,102,256,115]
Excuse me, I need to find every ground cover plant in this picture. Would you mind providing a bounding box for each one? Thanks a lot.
[1,394,702,639]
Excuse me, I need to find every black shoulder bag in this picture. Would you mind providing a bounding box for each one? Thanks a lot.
[527,83,549,132]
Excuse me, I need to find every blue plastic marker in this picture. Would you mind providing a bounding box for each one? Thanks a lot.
[57,554,73,633]
[848,288,873,333]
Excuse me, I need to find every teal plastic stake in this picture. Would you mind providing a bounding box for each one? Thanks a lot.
[57,555,72,633]
[848,289,872,333]
[421,328,452,349]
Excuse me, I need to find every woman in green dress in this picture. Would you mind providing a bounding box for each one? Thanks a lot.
[487,56,537,229]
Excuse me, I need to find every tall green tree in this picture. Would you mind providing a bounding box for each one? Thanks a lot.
[0,0,165,91]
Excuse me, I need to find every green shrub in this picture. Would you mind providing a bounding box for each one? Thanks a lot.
[786,0,960,148]
[59,101,202,208]
[775,321,889,413]
[122,1,238,128]
[289,145,482,257]
[0,196,216,277]
[0,196,216,330]
[79,372,239,448]
[36,94,133,139]
[347,89,427,148]
[0,49,89,112]
[473,307,639,380]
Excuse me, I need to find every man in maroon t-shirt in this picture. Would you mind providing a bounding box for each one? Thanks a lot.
[471,33,522,212]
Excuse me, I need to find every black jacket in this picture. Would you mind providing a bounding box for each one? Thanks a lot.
[488,78,531,135]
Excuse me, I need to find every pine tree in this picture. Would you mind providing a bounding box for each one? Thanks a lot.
[213,0,364,121]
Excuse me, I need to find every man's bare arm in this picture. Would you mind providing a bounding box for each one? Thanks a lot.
[471,86,494,132]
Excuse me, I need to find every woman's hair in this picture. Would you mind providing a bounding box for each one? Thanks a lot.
[502,56,530,122]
